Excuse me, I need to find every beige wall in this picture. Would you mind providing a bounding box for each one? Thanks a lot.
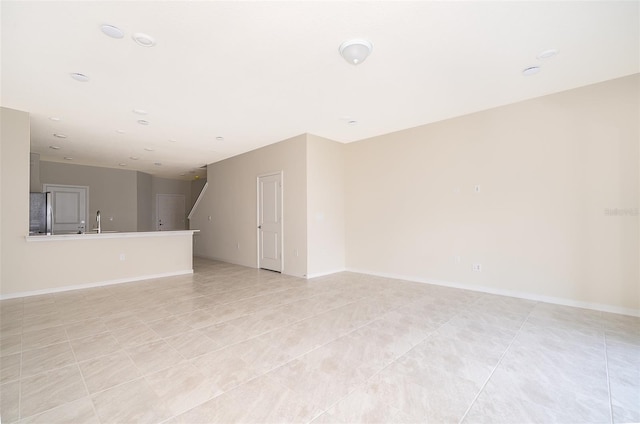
[136,172,153,232]
[1,108,31,292]
[345,75,639,313]
[40,161,138,232]
[0,107,193,298]
[306,134,346,277]
[29,153,40,191]
[191,134,308,277]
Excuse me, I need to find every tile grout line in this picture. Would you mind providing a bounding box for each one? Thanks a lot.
[457,302,538,424]
[67,331,103,424]
[603,331,615,424]
[17,330,23,423]
[304,303,464,422]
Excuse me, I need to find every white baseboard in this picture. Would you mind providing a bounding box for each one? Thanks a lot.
[306,269,347,279]
[0,270,194,300]
[346,268,640,318]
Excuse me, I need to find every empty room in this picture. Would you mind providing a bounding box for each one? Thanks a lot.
[0,1,638,423]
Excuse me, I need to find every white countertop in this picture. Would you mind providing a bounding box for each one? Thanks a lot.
[26,230,199,242]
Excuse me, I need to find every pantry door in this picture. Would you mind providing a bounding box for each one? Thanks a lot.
[156,194,185,231]
[43,184,88,234]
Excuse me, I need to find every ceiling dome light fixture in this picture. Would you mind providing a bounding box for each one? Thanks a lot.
[133,108,148,115]
[101,24,124,39]
[70,73,90,82]
[132,33,156,47]
[137,119,149,125]
[522,66,541,76]
[339,39,373,65]
[53,133,67,138]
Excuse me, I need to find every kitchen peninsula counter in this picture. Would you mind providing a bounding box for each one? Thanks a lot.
[26,230,198,241]
[3,230,198,299]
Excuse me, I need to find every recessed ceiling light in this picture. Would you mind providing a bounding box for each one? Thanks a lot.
[132,33,156,47]
[144,147,154,151]
[64,157,73,160]
[137,119,149,125]
[53,133,67,138]
[129,156,139,160]
[522,66,541,76]
[537,49,559,60]
[347,120,358,126]
[70,73,89,82]
[132,108,148,115]
[118,163,127,166]
[49,145,61,150]
[154,162,162,166]
[49,117,60,122]
[116,129,126,134]
[100,24,124,39]
[169,139,177,143]
[215,136,224,141]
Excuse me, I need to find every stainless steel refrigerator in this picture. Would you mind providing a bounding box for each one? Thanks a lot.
[29,192,52,235]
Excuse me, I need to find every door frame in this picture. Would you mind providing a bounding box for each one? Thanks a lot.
[256,171,284,272]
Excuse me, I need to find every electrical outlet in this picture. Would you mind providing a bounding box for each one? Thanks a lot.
[236,242,240,250]
[453,255,461,264]
[119,253,125,261]
[472,263,482,272]
[294,249,299,257]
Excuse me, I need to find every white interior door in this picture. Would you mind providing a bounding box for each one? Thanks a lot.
[258,173,283,272]
[156,194,185,231]
[43,184,88,234]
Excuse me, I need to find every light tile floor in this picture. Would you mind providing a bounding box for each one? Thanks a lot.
[1,258,638,423]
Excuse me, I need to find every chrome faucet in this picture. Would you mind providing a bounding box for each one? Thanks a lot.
[96,210,101,234]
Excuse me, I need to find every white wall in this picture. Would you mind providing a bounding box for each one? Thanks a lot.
[306,134,346,277]
[345,75,639,314]
[191,134,308,277]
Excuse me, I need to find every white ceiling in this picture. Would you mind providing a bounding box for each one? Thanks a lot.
[2,1,638,180]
